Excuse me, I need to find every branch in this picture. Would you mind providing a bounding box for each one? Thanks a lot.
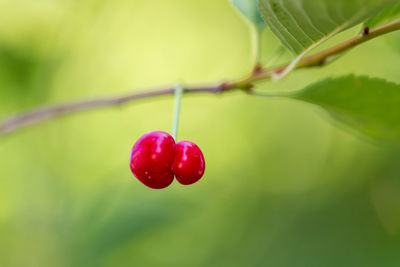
[1,20,399,136]
[244,20,400,83]
[0,84,225,135]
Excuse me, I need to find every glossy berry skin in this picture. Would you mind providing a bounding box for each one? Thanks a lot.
[172,140,205,185]
[130,131,175,189]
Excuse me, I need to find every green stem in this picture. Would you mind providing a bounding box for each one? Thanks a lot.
[171,84,184,141]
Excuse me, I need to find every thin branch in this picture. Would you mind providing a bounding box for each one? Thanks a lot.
[297,20,400,68]
[0,20,399,136]
[243,20,400,83]
[0,84,224,135]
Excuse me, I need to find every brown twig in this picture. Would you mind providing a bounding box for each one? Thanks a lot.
[1,20,399,136]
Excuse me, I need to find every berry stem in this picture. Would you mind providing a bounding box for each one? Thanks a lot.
[171,84,183,141]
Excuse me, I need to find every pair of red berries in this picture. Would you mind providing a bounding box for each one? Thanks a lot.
[129,131,205,189]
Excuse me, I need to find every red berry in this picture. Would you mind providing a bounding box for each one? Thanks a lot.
[172,140,205,185]
[130,131,175,189]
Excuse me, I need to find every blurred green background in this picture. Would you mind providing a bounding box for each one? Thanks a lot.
[0,0,400,266]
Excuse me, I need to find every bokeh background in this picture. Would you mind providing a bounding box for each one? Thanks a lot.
[0,0,400,266]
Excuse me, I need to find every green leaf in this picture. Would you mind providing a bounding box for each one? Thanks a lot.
[294,76,400,143]
[364,2,400,29]
[258,0,397,55]
[231,0,266,32]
